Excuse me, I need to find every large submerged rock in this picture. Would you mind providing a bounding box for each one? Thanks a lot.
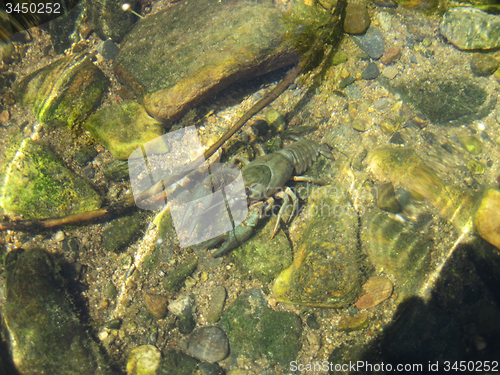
[4,249,112,374]
[114,0,297,123]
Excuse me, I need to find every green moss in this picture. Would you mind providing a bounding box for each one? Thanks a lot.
[0,138,101,219]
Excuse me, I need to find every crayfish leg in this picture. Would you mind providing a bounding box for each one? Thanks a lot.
[271,186,298,239]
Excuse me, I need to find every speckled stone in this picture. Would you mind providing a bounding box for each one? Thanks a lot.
[351,26,385,59]
[440,8,500,50]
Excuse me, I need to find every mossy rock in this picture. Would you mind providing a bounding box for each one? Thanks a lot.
[15,53,108,128]
[84,100,166,160]
[4,249,113,374]
[220,288,302,367]
[0,138,101,219]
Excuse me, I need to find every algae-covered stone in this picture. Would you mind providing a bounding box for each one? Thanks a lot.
[102,211,145,252]
[459,135,482,155]
[4,249,112,374]
[390,77,492,126]
[84,100,166,160]
[0,138,101,219]
[273,187,362,307]
[157,350,198,375]
[114,0,297,122]
[440,8,500,50]
[467,160,485,175]
[163,256,198,294]
[126,345,161,375]
[15,53,108,127]
[220,288,302,367]
[229,214,293,284]
[470,54,500,76]
[474,189,500,250]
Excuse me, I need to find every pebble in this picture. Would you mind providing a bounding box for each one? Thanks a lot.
[188,326,229,363]
[206,286,227,323]
[467,160,485,175]
[0,109,9,124]
[343,3,370,34]
[380,46,401,65]
[459,135,482,155]
[352,119,369,132]
[337,312,369,332]
[97,39,119,61]
[355,277,394,309]
[144,292,168,319]
[351,26,385,59]
[440,8,500,50]
[339,76,356,89]
[381,66,399,79]
[470,54,499,76]
[376,12,393,31]
[362,62,379,80]
[126,345,161,375]
[475,189,500,249]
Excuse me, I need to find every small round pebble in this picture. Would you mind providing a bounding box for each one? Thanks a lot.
[352,119,369,132]
[362,62,379,80]
[381,66,399,79]
[144,293,168,319]
[380,46,401,65]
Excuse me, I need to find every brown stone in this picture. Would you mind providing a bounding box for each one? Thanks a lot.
[380,46,401,65]
[474,189,500,250]
[145,293,168,319]
[355,276,393,309]
[0,109,9,124]
[343,3,371,34]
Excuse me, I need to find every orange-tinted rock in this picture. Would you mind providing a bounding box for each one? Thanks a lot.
[145,293,168,319]
[381,46,401,65]
[355,276,393,309]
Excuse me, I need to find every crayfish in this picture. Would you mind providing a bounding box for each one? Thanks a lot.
[181,138,334,257]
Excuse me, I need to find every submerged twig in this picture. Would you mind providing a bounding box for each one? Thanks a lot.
[0,0,346,231]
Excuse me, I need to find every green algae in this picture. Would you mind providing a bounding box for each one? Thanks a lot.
[0,138,101,219]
